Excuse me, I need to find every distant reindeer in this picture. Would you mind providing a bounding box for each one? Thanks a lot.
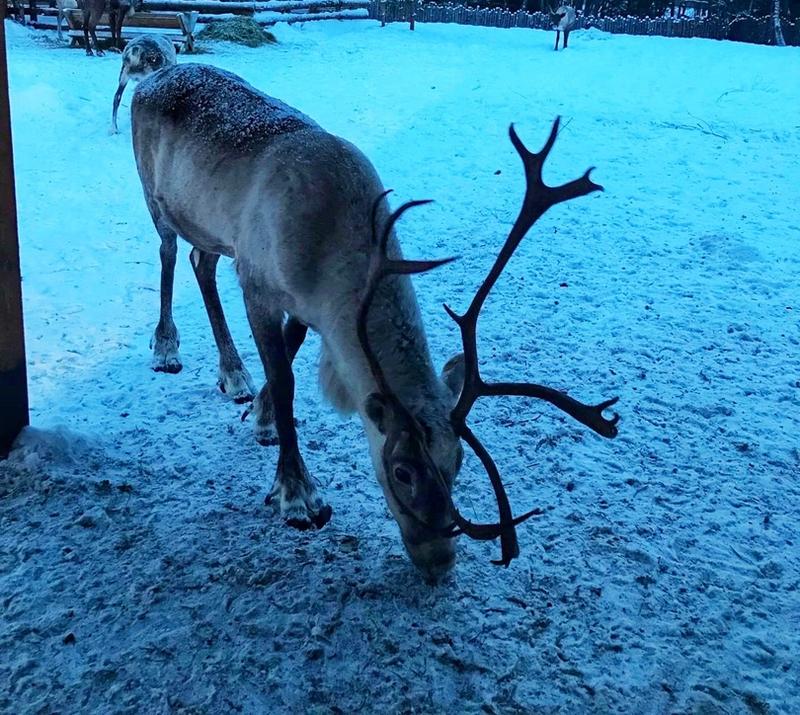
[552,4,577,49]
[131,64,619,580]
[81,0,136,56]
[56,0,78,42]
[9,0,26,24]
[112,36,176,133]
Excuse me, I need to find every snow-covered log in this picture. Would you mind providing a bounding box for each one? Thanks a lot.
[142,0,368,14]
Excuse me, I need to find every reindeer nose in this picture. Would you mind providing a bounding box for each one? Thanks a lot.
[419,552,456,584]
[405,538,456,583]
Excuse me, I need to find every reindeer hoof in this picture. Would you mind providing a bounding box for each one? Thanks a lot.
[285,507,332,531]
[284,505,332,531]
[151,335,182,374]
[265,464,330,530]
[218,366,256,404]
[152,360,182,374]
[286,517,314,531]
[313,505,333,529]
[256,432,279,447]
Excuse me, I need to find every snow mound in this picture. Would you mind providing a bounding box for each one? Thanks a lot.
[578,26,614,41]
[7,426,105,471]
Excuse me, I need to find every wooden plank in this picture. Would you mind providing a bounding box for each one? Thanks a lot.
[0,17,29,458]
[66,26,186,37]
[68,28,186,41]
[65,10,184,30]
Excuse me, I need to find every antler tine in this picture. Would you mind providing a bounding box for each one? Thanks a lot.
[378,199,434,254]
[459,425,519,566]
[359,193,456,399]
[370,189,394,245]
[485,384,620,438]
[511,117,604,205]
[445,119,615,566]
[450,506,544,542]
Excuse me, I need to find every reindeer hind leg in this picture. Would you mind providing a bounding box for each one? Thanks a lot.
[244,315,307,446]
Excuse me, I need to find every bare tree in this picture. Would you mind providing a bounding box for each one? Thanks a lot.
[772,0,786,44]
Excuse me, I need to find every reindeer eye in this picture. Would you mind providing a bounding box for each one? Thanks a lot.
[393,465,414,485]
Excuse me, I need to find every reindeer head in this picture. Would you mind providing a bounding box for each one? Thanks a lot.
[358,118,619,581]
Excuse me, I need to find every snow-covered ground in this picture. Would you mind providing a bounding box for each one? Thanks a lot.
[2,18,799,713]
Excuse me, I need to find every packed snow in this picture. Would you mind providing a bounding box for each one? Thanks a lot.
[2,18,799,713]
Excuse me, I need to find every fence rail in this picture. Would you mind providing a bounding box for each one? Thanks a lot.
[368,0,798,45]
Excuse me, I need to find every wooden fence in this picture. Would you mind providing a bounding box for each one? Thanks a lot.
[368,0,799,44]
[6,0,795,43]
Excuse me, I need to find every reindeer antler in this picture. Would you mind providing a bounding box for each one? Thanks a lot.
[358,193,547,545]
[358,120,619,567]
[445,117,619,567]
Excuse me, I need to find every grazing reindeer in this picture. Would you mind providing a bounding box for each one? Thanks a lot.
[552,4,577,50]
[112,36,176,133]
[131,64,619,579]
[81,0,136,56]
[56,0,78,42]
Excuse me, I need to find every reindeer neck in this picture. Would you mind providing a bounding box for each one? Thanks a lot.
[365,271,442,407]
[323,269,444,417]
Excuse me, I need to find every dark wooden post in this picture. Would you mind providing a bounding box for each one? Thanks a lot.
[0,16,29,458]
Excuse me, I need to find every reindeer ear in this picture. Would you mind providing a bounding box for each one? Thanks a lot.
[441,353,465,402]
[365,393,390,434]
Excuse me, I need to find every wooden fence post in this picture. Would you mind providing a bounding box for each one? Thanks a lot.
[0,17,29,459]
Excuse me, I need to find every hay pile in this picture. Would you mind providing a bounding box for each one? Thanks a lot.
[197,18,278,47]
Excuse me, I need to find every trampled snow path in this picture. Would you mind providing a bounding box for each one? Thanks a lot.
[1,18,799,714]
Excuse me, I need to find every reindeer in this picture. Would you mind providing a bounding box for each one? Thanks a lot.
[112,35,176,133]
[552,4,577,50]
[55,0,78,42]
[131,64,619,580]
[9,0,26,24]
[81,0,136,56]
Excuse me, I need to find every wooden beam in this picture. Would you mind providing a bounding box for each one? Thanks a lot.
[0,16,29,458]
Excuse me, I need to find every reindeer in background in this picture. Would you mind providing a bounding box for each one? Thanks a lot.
[552,4,577,49]
[55,0,78,42]
[130,63,619,580]
[81,0,137,56]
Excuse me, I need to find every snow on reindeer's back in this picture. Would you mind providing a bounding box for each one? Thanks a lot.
[132,63,318,154]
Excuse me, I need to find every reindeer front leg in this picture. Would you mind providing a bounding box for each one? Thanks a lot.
[87,10,104,56]
[108,8,119,51]
[82,11,93,55]
[242,292,330,530]
[189,247,255,403]
[244,316,307,445]
[148,216,182,373]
